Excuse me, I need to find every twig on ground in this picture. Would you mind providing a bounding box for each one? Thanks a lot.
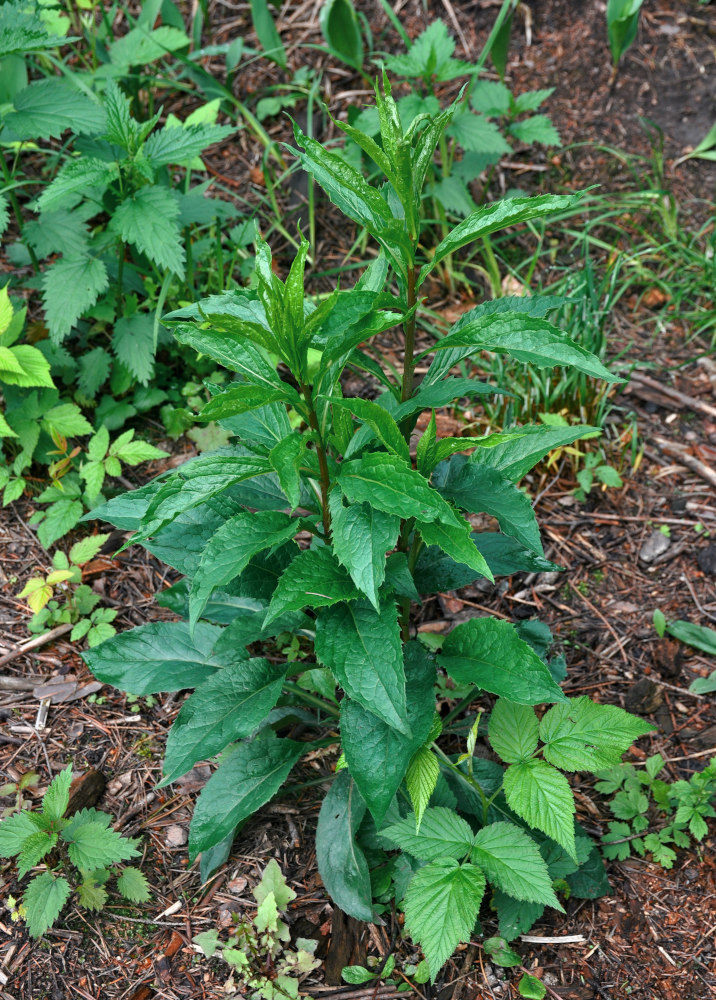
[0,623,73,668]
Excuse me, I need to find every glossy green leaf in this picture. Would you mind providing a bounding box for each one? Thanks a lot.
[330,396,409,461]
[189,732,303,858]
[268,432,305,510]
[83,621,229,695]
[198,383,300,422]
[172,323,284,389]
[161,658,287,784]
[418,516,494,582]
[316,770,374,922]
[320,0,363,70]
[264,547,360,627]
[438,618,566,705]
[315,600,409,735]
[338,452,460,525]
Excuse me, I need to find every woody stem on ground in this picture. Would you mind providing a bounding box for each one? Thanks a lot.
[299,381,332,540]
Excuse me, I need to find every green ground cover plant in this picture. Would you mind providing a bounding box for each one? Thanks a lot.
[0,765,150,937]
[653,611,716,694]
[83,81,654,979]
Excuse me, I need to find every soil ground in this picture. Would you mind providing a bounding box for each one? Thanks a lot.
[1,2,716,999]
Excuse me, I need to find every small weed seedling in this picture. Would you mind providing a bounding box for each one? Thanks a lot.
[193,859,320,999]
[18,534,117,646]
[597,754,716,869]
[0,771,39,819]
[606,0,644,76]
[0,765,150,937]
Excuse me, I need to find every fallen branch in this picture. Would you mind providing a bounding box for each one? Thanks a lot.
[631,370,716,420]
[654,437,716,490]
[0,623,74,668]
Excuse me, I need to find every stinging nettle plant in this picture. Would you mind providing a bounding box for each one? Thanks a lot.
[84,80,653,980]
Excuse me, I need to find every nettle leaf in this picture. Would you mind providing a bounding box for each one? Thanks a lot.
[383,807,474,862]
[341,641,435,824]
[43,255,109,344]
[144,123,234,168]
[113,313,155,384]
[406,746,440,831]
[439,618,566,705]
[502,759,577,860]
[264,547,360,627]
[403,859,486,979]
[62,822,139,870]
[471,822,561,907]
[6,79,105,140]
[83,621,230,695]
[116,866,151,902]
[37,158,117,213]
[110,186,184,275]
[23,872,71,938]
[189,731,303,859]
[329,492,400,611]
[0,810,43,856]
[161,658,287,784]
[18,831,57,878]
[539,697,654,772]
[42,765,72,822]
[488,699,539,764]
[316,770,374,922]
[315,599,408,735]
[189,511,297,628]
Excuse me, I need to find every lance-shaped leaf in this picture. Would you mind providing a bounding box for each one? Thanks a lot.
[292,123,412,277]
[438,618,566,705]
[338,452,461,526]
[424,312,623,383]
[329,492,400,610]
[394,376,504,419]
[83,621,230,695]
[471,822,561,907]
[502,759,577,860]
[403,860,486,979]
[418,194,581,287]
[269,433,305,510]
[263,547,361,627]
[171,322,284,389]
[539,697,654,772]
[316,770,374,922]
[341,642,435,824]
[198,383,301,422]
[189,511,298,628]
[315,599,409,734]
[329,396,409,461]
[418,516,493,582]
[189,732,303,858]
[435,463,543,556]
[161,658,287,785]
[461,425,603,483]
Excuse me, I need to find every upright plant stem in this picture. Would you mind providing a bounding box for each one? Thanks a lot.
[400,265,418,404]
[300,382,331,540]
[1,156,39,273]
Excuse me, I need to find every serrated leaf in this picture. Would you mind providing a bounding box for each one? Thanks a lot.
[447,111,512,155]
[493,890,544,941]
[328,493,399,611]
[144,123,234,167]
[384,807,474,861]
[254,857,296,909]
[539,697,654,772]
[23,872,71,937]
[264,547,360,627]
[488,699,539,764]
[406,747,440,832]
[439,618,566,705]
[171,323,284,390]
[0,809,43,856]
[37,499,84,548]
[17,831,57,878]
[471,822,561,907]
[77,872,109,911]
[69,534,110,566]
[37,158,117,213]
[338,452,462,525]
[113,312,155,384]
[331,396,409,461]
[43,256,109,344]
[161,658,286,785]
[403,859,486,979]
[0,346,53,389]
[317,771,374,922]
[83,620,230,695]
[7,79,104,140]
[340,642,435,824]
[116,866,151,902]
[110,186,184,275]
[268,432,304,510]
[63,821,139,869]
[108,24,190,67]
[189,732,303,858]
[42,403,93,437]
[189,511,297,628]
[502,760,576,860]
[418,516,494,582]
[315,599,408,735]
[77,346,111,397]
[42,765,72,822]
[509,115,560,146]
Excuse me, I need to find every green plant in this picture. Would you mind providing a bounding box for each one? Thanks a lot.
[84,82,653,980]
[0,764,150,937]
[597,754,716,869]
[18,533,117,645]
[653,612,716,694]
[0,771,39,819]
[193,859,320,999]
[606,0,644,74]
